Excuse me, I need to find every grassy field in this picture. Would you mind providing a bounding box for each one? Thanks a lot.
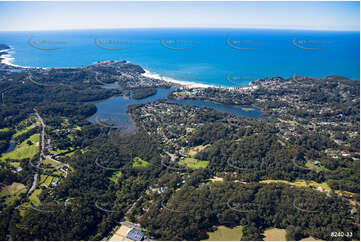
[186,144,210,158]
[132,157,149,168]
[109,171,122,184]
[29,188,42,205]
[13,122,38,138]
[44,176,54,186]
[179,157,209,169]
[204,225,243,241]
[51,170,65,177]
[64,148,86,157]
[259,179,331,191]
[18,202,30,217]
[40,175,54,187]
[39,175,48,185]
[1,133,40,161]
[0,127,10,132]
[43,157,59,168]
[305,161,330,172]
[61,117,81,130]
[263,228,286,241]
[0,183,26,206]
[65,151,75,157]
[0,182,26,197]
[9,161,21,168]
[53,147,75,155]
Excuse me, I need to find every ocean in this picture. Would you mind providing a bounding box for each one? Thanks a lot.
[0,28,359,87]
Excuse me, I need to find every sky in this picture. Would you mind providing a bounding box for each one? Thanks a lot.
[0,1,359,31]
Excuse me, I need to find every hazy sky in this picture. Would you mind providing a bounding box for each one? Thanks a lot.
[0,1,359,31]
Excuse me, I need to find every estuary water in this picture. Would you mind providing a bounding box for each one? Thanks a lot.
[88,87,263,134]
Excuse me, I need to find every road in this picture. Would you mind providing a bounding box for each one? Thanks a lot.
[27,108,46,196]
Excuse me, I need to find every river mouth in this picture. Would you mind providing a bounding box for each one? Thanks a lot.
[88,87,263,134]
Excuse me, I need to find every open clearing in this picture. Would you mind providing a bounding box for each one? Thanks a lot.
[209,176,224,182]
[1,133,40,161]
[13,121,39,138]
[0,182,26,206]
[18,202,30,217]
[305,161,330,172]
[43,157,59,168]
[109,225,132,241]
[40,175,55,187]
[186,144,210,157]
[0,182,26,196]
[300,236,323,241]
[204,225,243,241]
[132,157,149,168]
[0,127,10,132]
[29,188,42,205]
[277,118,298,126]
[53,147,75,155]
[263,228,286,241]
[109,171,122,184]
[179,157,208,169]
[9,161,21,168]
[259,179,331,191]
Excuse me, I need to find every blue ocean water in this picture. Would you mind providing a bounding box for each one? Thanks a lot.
[0,28,359,87]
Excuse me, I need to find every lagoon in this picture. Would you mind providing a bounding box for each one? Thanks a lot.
[88,87,263,134]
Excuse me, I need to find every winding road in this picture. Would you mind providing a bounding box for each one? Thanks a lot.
[27,108,46,196]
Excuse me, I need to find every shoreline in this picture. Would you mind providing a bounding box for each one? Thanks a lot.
[141,69,217,89]
[1,53,15,66]
[141,69,256,90]
[0,48,30,69]
[0,47,255,90]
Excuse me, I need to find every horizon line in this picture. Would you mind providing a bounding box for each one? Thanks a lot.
[0,26,359,32]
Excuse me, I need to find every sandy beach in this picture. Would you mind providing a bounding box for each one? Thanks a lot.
[141,69,258,91]
[141,69,216,89]
[0,53,15,66]
[0,49,31,69]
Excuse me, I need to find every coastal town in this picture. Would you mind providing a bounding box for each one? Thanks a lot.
[0,0,359,241]
[169,75,360,165]
[0,58,359,241]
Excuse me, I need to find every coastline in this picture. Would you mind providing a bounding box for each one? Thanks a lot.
[0,53,15,66]
[0,47,255,90]
[0,48,29,69]
[141,69,217,89]
[141,69,257,90]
